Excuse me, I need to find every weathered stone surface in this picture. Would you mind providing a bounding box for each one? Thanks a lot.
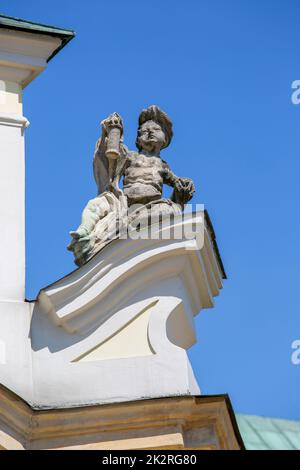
[68,106,195,266]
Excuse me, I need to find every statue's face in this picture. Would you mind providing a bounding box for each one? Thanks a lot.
[138,120,166,153]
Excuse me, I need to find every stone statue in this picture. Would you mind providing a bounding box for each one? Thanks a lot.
[68,105,195,266]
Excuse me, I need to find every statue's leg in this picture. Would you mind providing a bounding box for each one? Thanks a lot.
[70,196,111,239]
[68,192,127,266]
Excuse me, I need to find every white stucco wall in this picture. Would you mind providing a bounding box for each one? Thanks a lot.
[0,113,28,301]
[0,80,22,115]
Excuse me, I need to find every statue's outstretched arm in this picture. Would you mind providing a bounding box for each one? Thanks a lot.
[108,143,129,198]
[163,162,180,187]
[163,162,195,208]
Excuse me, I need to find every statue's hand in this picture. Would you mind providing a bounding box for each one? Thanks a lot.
[108,181,124,199]
[101,112,123,137]
[171,177,195,207]
[175,177,195,195]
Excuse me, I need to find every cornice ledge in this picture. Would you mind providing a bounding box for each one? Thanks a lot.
[0,112,29,128]
[0,385,243,450]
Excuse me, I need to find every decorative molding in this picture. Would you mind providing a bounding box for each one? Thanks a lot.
[0,28,62,87]
[72,300,157,362]
[0,384,244,450]
[38,212,223,335]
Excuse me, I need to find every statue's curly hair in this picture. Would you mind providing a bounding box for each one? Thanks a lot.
[136,105,173,151]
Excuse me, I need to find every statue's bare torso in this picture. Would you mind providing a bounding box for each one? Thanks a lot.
[123,152,166,206]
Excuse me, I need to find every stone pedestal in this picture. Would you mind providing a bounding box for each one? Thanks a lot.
[0,211,223,409]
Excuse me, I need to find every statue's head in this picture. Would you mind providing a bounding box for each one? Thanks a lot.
[136,105,173,153]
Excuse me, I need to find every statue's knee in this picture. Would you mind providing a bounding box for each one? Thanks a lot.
[86,196,110,218]
[85,198,100,213]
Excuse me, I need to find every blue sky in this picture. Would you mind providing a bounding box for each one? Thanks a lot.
[1,0,299,420]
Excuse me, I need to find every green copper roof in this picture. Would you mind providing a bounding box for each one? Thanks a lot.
[0,14,75,61]
[237,414,300,450]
